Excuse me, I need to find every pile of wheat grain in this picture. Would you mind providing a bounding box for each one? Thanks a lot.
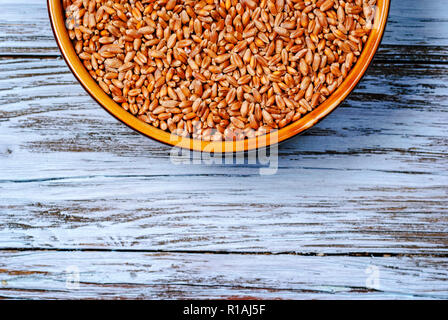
[64,0,375,141]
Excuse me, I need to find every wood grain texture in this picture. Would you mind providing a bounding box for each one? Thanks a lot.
[1,251,448,300]
[0,0,447,300]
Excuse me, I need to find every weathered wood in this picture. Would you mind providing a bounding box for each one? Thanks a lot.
[1,0,447,300]
[1,58,447,255]
[376,45,448,64]
[1,0,448,55]
[0,250,447,299]
[0,0,56,55]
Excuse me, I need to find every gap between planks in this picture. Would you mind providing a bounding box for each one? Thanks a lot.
[1,247,447,258]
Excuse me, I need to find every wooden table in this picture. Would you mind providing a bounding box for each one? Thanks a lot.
[0,0,447,299]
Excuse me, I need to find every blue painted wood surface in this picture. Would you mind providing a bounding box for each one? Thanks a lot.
[0,0,447,299]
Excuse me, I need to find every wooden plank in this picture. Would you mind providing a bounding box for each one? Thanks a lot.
[0,0,56,55]
[0,58,447,254]
[0,250,447,299]
[1,0,448,55]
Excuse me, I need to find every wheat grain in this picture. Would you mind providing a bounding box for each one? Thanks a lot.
[65,0,376,141]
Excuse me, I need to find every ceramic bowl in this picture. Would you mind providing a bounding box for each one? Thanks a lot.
[48,0,390,152]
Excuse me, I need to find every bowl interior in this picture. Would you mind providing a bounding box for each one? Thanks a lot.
[48,0,390,153]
